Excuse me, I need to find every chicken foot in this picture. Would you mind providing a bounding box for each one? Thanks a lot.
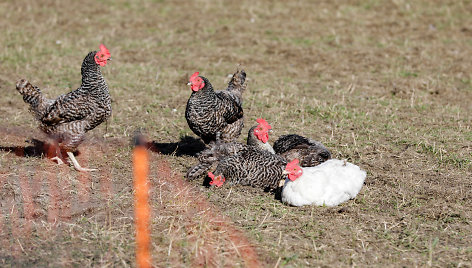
[51,156,64,165]
[67,152,97,172]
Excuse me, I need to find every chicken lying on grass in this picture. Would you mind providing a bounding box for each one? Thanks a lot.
[281,159,366,207]
[186,118,274,181]
[203,119,366,206]
[210,156,366,207]
[204,119,298,191]
[16,44,112,172]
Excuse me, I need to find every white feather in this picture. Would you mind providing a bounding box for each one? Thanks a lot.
[281,159,366,207]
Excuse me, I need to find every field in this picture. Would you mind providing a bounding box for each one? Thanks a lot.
[1,0,471,266]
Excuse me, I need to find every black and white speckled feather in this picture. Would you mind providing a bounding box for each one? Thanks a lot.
[186,124,273,180]
[273,134,331,167]
[16,50,111,151]
[185,70,246,144]
[213,146,288,191]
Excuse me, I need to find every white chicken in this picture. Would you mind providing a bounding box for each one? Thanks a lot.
[281,159,366,207]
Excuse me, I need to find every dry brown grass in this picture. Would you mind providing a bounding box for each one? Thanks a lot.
[1,0,471,266]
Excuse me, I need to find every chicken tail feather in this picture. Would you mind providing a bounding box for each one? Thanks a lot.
[16,79,52,120]
[227,69,246,95]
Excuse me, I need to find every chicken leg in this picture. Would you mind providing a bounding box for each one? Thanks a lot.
[51,156,65,165]
[48,140,65,165]
[67,151,97,172]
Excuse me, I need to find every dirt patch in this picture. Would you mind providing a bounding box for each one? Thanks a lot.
[152,158,260,267]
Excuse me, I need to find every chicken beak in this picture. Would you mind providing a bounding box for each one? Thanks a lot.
[278,179,286,188]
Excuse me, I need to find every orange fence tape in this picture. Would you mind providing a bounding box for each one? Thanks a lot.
[133,146,151,268]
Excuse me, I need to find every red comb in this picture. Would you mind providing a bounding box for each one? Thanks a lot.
[285,159,303,181]
[253,118,271,143]
[95,44,111,66]
[99,44,109,53]
[256,118,272,130]
[208,172,225,187]
[208,171,215,179]
[190,72,200,81]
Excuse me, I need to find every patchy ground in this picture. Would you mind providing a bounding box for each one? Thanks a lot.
[0,0,471,266]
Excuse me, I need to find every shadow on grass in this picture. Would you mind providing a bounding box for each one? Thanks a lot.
[0,138,50,158]
[0,138,72,159]
[146,136,206,157]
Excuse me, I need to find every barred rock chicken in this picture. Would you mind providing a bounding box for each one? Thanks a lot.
[185,70,246,144]
[186,118,273,181]
[209,151,301,191]
[281,159,366,207]
[206,119,302,191]
[273,134,331,167]
[16,44,112,172]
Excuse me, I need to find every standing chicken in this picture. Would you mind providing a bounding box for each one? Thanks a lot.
[16,44,112,172]
[185,70,246,144]
[273,134,331,167]
[186,118,273,180]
